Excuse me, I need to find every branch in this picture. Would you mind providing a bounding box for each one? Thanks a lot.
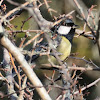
[3,48,18,100]
[73,0,96,38]
[26,0,74,99]
[75,29,96,40]
[0,25,52,100]
[0,2,30,23]
[18,76,27,100]
[96,14,100,56]
[74,78,100,95]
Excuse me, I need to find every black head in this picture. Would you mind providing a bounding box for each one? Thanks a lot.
[60,19,78,29]
[51,18,78,43]
[61,19,74,26]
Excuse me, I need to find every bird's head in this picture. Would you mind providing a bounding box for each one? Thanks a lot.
[56,19,78,35]
[51,18,78,43]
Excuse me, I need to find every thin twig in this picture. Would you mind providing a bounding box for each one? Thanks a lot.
[9,52,22,90]
[7,29,42,33]
[22,32,44,48]
[74,78,100,95]
[96,15,100,56]
[73,0,96,39]
[0,29,52,100]
[0,2,30,23]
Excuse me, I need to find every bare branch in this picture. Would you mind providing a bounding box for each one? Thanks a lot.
[0,2,30,23]
[18,76,27,100]
[96,14,100,56]
[3,48,18,100]
[74,78,100,95]
[0,25,52,100]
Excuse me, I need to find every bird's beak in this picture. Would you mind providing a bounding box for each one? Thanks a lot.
[72,24,79,29]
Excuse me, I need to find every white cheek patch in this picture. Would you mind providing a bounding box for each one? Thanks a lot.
[57,26,71,35]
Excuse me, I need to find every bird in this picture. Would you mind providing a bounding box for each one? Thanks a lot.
[25,18,78,68]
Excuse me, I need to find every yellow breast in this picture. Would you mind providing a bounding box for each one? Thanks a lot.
[35,36,71,67]
[57,36,71,61]
[50,36,71,63]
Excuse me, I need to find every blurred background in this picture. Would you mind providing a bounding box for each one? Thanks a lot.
[0,0,100,100]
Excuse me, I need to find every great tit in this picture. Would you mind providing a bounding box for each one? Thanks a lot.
[26,18,78,68]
